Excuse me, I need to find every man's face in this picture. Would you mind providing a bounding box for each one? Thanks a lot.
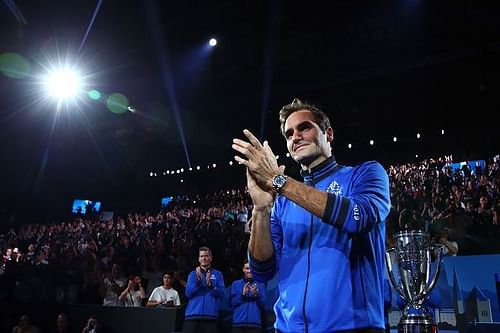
[198,250,212,268]
[242,263,252,280]
[163,274,173,286]
[111,264,121,277]
[57,315,67,329]
[284,110,333,169]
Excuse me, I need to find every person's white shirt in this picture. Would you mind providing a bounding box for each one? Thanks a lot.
[122,288,144,307]
[102,277,127,306]
[148,286,181,306]
[442,240,458,256]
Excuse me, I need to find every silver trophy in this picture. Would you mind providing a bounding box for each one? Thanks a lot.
[386,230,443,333]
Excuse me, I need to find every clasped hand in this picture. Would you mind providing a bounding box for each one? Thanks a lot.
[232,129,285,208]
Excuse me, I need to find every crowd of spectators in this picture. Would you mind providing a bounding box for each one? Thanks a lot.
[387,154,500,255]
[0,155,499,315]
[0,188,252,307]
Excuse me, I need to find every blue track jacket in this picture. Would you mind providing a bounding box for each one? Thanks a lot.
[185,267,225,321]
[230,278,266,328]
[250,157,391,333]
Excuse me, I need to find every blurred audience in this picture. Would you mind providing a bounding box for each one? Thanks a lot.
[0,155,498,311]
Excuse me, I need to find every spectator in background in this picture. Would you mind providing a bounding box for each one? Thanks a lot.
[183,247,225,333]
[435,228,458,256]
[100,263,126,306]
[147,272,181,307]
[230,259,266,333]
[173,256,190,305]
[52,313,76,333]
[11,315,39,333]
[477,195,493,225]
[119,275,146,307]
[81,315,101,333]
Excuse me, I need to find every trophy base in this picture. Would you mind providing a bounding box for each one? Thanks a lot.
[398,315,438,333]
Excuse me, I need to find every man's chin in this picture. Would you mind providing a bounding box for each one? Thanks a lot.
[295,154,314,166]
[296,153,325,169]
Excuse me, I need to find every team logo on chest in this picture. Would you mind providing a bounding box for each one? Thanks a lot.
[326,181,342,196]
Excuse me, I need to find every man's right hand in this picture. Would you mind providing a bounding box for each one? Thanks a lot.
[195,267,202,282]
[246,168,276,210]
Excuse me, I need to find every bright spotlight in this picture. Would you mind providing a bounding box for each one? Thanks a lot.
[45,69,81,99]
[348,144,352,149]
[209,38,217,47]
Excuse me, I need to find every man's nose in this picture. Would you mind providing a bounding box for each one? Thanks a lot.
[292,131,303,142]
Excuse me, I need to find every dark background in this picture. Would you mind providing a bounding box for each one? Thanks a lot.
[1,0,499,222]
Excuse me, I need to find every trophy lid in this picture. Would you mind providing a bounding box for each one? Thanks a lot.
[393,229,429,239]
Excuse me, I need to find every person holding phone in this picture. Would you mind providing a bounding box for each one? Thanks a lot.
[119,275,146,307]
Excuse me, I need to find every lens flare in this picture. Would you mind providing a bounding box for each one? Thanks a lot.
[0,52,31,79]
[106,93,129,114]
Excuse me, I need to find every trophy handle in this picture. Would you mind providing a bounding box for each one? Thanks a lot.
[420,244,443,300]
[385,248,404,297]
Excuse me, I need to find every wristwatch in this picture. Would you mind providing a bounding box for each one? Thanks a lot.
[272,174,288,193]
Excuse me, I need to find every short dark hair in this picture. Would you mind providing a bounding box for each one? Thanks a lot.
[199,246,212,256]
[163,271,174,279]
[279,98,331,136]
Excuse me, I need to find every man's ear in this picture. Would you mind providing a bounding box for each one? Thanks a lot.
[326,127,334,142]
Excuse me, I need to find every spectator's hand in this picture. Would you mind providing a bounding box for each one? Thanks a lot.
[242,282,250,295]
[86,318,97,331]
[206,270,212,287]
[127,279,134,290]
[195,267,202,282]
[250,283,258,297]
[243,282,250,295]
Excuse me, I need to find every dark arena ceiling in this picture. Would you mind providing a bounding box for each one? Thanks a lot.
[0,0,499,219]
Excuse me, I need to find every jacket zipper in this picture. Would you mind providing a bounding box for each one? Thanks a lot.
[302,177,314,333]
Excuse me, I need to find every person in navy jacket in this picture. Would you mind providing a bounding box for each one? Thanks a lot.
[182,247,225,333]
[232,98,391,333]
[231,259,266,333]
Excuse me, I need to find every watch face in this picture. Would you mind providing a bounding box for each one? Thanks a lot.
[273,174,287,190]
[274,175,286,186]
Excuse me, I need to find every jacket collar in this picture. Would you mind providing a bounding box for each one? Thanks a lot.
[300,156,340,185]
